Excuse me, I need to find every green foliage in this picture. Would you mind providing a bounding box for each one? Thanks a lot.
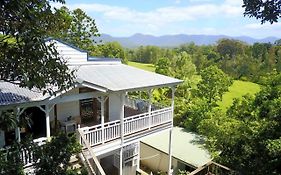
[0,0,75,94]
[243,0,281,24]
[52,7,99,51]
[196,66,232,105]
[0,111,17,131]
[127,45,175,64]
[90,42,128,63]
[196,73,281,174]
[0,142,24,175]
[33,134,81,175]
[155,57,172,76]
[217,39,246,59]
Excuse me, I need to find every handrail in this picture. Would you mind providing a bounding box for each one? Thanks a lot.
[77,128,106,175]
[80,107,173,147]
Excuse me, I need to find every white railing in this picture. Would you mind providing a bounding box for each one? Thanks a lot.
[79,107,172,147]
[77,129,106,175]
[21,137,48,167]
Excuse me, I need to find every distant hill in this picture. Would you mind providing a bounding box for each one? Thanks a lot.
[98,33,279,48]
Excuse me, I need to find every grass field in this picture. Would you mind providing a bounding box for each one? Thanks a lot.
[128,61,155,72]
[218,80,261,111]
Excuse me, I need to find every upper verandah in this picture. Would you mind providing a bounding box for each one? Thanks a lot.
[0,39,182,107]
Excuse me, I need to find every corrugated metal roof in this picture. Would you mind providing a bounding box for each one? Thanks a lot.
[0,62,182,106]
[76,64,182,92]
[0,81,45,106]
[141,127,212,168]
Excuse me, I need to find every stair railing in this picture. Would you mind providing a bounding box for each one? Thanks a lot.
[77,128,106,175]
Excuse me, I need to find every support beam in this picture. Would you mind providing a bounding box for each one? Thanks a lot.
[119,93,125,175]
[14,107,21,142]
[120,93,125,143]
[168,87,175,175]
[136,141,141,171]
[119,147,123,175]
[99,96,105,143]
[168,128,173,175]
[148,89,152,129]
[14,107,26,142]
[45,105,51,139]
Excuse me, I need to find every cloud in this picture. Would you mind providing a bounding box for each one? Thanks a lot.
[51,1,246,36]
[244,22,281,29]
[59,2,243,26]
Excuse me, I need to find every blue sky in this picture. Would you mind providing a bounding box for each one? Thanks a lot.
[54,0,281,38]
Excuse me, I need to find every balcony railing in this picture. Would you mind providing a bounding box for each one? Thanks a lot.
[79,107,173,147]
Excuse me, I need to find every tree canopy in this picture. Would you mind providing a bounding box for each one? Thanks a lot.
[243,0,281,24]
[0,0,74,94]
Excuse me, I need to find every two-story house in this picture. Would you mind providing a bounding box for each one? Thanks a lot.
[0,39,182,175]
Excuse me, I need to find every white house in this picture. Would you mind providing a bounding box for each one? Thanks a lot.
[0,39,182,175]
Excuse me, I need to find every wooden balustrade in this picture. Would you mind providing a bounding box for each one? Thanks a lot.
[79,107,172,147]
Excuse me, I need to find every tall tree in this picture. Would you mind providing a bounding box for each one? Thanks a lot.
[52,7,99,50]
[196,66,232,105]
[0,0,74,94]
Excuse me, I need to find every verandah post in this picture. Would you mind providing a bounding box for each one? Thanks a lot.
[148,89,152,129]
[168,86,175,175]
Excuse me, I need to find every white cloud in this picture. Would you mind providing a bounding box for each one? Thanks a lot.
[61,2,243,26]
[51,1,247,36]
[244,22,281,29]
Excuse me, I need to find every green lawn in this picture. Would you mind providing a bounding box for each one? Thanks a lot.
[218,80,261,111]
[128,61,155,72]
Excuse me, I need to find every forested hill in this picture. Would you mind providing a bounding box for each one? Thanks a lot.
[99,33,279,48]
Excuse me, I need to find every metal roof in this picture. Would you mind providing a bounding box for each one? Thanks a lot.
[0,81,45,106]
[141,127,212,168]
[75,64,182,92]
[0,62,182,106]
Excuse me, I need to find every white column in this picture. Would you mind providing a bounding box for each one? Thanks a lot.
[148,89,152,129]
[168,87,175,174]
[136,141,141,171]
[168,128,173,175]
[171,87,175,124]
[119,147,123,175]
[120,92,125,175]
[45,105,51,139]
[14,107,21,142]
[120,93,125,142]
[100,96,105,143]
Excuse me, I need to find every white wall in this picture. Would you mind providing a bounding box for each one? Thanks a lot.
[140,142,178,175]
[45,39,88,64]
[109,92,123,121]
[50,88,80,122]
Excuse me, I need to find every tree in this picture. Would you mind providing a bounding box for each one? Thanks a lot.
[92,42,127,63]
[33,134,82,175]
[198,72,281,174]
[0,134,83,175]
[196,66,232,105]
[243,0,281,24]
[52,7,100,50]
[155,57,172,76]
[216,39,246,59]
[0,0,74,94]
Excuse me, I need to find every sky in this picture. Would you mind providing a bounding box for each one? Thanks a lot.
[54,0,281,38]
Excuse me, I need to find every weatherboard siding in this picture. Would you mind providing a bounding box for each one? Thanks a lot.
[46,40,87,64]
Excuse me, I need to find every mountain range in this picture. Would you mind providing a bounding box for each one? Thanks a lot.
[99,33,279,48]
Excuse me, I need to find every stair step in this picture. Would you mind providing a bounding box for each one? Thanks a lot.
[71,163,82,169]
[69,156,79,164]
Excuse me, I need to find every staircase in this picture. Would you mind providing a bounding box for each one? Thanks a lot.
[69,154,84,173]
[77,128,106,175]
